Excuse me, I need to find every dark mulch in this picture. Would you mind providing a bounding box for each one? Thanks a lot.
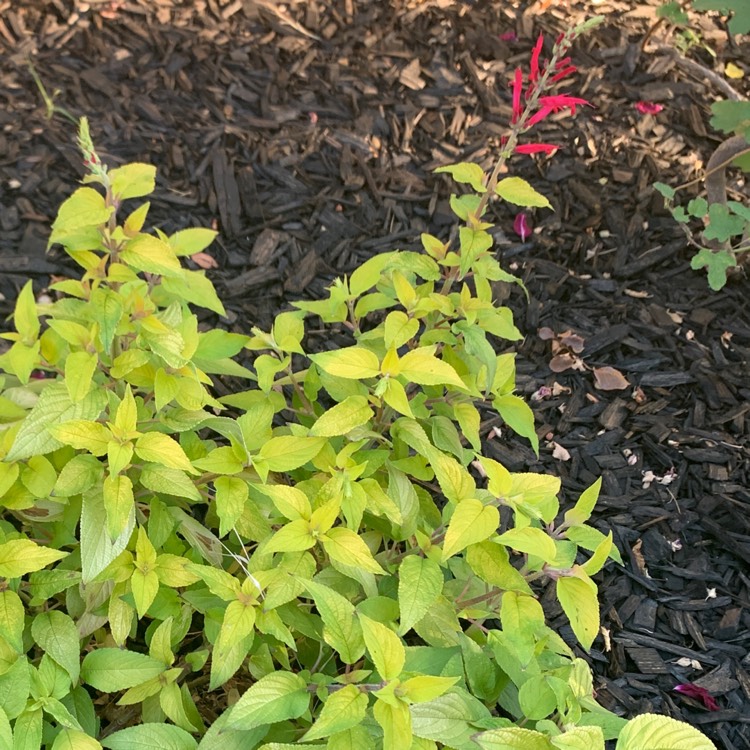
[1,0,749,746]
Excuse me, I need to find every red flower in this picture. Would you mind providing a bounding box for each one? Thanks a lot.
[530,34,544,83]
[511,67,524,124]
[635,101,664,115]
[674,683,720,711]
[551,65,577,83]
[515,143,558,155]
[526,94,591,127]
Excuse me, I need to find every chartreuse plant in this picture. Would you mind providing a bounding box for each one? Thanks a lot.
[0,26,716,750]
[655,101,750,290]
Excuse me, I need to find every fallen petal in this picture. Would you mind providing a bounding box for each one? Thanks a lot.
[515,143,559,155]
[635,101,664,115]
[593,366,630,391]
[513,212,531,241]
[551,441,571,461]
[191,252,219,269]
[674,683,720,711]
[499,30,517,42]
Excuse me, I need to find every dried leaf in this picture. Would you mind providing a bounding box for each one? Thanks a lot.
[631,538,650,578]
[593,366,629,391]
[538,326,557,341]
[549,352,581,373]
[559,330,585,353]
[191,252,219,269]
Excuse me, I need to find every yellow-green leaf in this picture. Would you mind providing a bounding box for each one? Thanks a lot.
[400,675,459,703]
[310,396,373,437]
[265,519,316,554]
[398,347,464,388]
[442,499,499,560]
[360,615,404,680]
[397,556,443,635]
[302,684,368,741]
[373,698,412,750]
[110,163,156,201]
[257,436,325,472]
[384,311,420,349]
[103,473,134,540]
[556,570,599,650]
[495,176,552,209]
[434,162,487,193]
[168,227,218,257]
[496,526,557,563]
[312,346,381,380]
[50,420,111,456]
[321,528,385,574]
[0,539,67,578]
[135,433,195,473]
[119,234,181,277]
[131,568,160,618]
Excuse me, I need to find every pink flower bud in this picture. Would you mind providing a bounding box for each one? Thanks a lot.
[513,212,531,241]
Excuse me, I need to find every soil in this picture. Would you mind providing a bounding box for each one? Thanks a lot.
[1,0,749,747]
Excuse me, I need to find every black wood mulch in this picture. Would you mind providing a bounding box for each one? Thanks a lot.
[1,0,749,746]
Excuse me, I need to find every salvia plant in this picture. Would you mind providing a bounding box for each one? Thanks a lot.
[0,18,716,750]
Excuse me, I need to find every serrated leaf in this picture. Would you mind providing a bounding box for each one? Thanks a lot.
[615,712,716,750]
[301,579,365,664]
[31,610,81,684]
[398,347,465,388]
[7,382,107,461]
[360,615,404,680]
[101,723,198,750]
[257,436,325,472]
[110,163,156,201]
[0,590,24,653]
[312,347,380,379]
[496,527,557,563]
[474,726,553,750]
[135,433,195,473]
[434,162,487,192]
[169,227,218,257]
[120,234,181,277]
[442,499,499,560]
[398,556,443,634]
[384,311,420,349]
[310,396,373,437]
[81,649,165,692]
[495,177,552,209]
[0,538,67,578]
[226,671,309,730]
[495,394,539,454]
[556,571,599,650]
[301,684,368,741]
[551,726,605,750]
[321,527,384,574]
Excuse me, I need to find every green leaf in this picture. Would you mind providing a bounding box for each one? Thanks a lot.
[495,394,539,454]
[51,729,102,749]
[373,698,412,750]
[81,649,166,692]
[442,500,499,560]
[169,227,218,256]
[31,610,81,684]
[12,280,40,343]
[102,723,198,750]
[581,532,614,576]
[48,187,112,246]
[0,590,24,653]
[321,528,385,574]
[474,726,553,750]
[398,347,465,388]
[400,675,459,703]
[495,177,552,209]
[13,707,43,750]
[556,571,599,650]
[311,347,381,380]
[226,671,309,730]
[135,432,195,473]
[7,382,107,461]
[434,162,487,192]
[411,690,490,746]
[360,615,405,680]
[615,713,717,750]
[690,248,737,292]
[120,234,182,277]
[349,251,397,296]
[551,726,605,750]
[301,579,365,664]
[496,527,557,564]
[564,477,602,527]
[709,100,750,135]
[0,538,67,578]
[384,311,420,350]
[140,465,202,502]
[257,484,311,521]
[310,396,373,437]
[214,476,249,537]
[466,541,532,594]
[397,556,443,635]
[518,675,557,720]
[301,684,368,741]
[161,269,226,317]
[50,420,111,456]
[652,182,675,201]
[0,707,11,748]
[103,473,134,540]
[257,436,325,472]
[110,163,156,201]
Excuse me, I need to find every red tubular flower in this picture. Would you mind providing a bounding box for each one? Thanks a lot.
[515,143,558,155]
[538,94,591,115]
[529,34,544,83]
[511,67,524,124]
[550,65,577,83]
[635,101,664,115]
